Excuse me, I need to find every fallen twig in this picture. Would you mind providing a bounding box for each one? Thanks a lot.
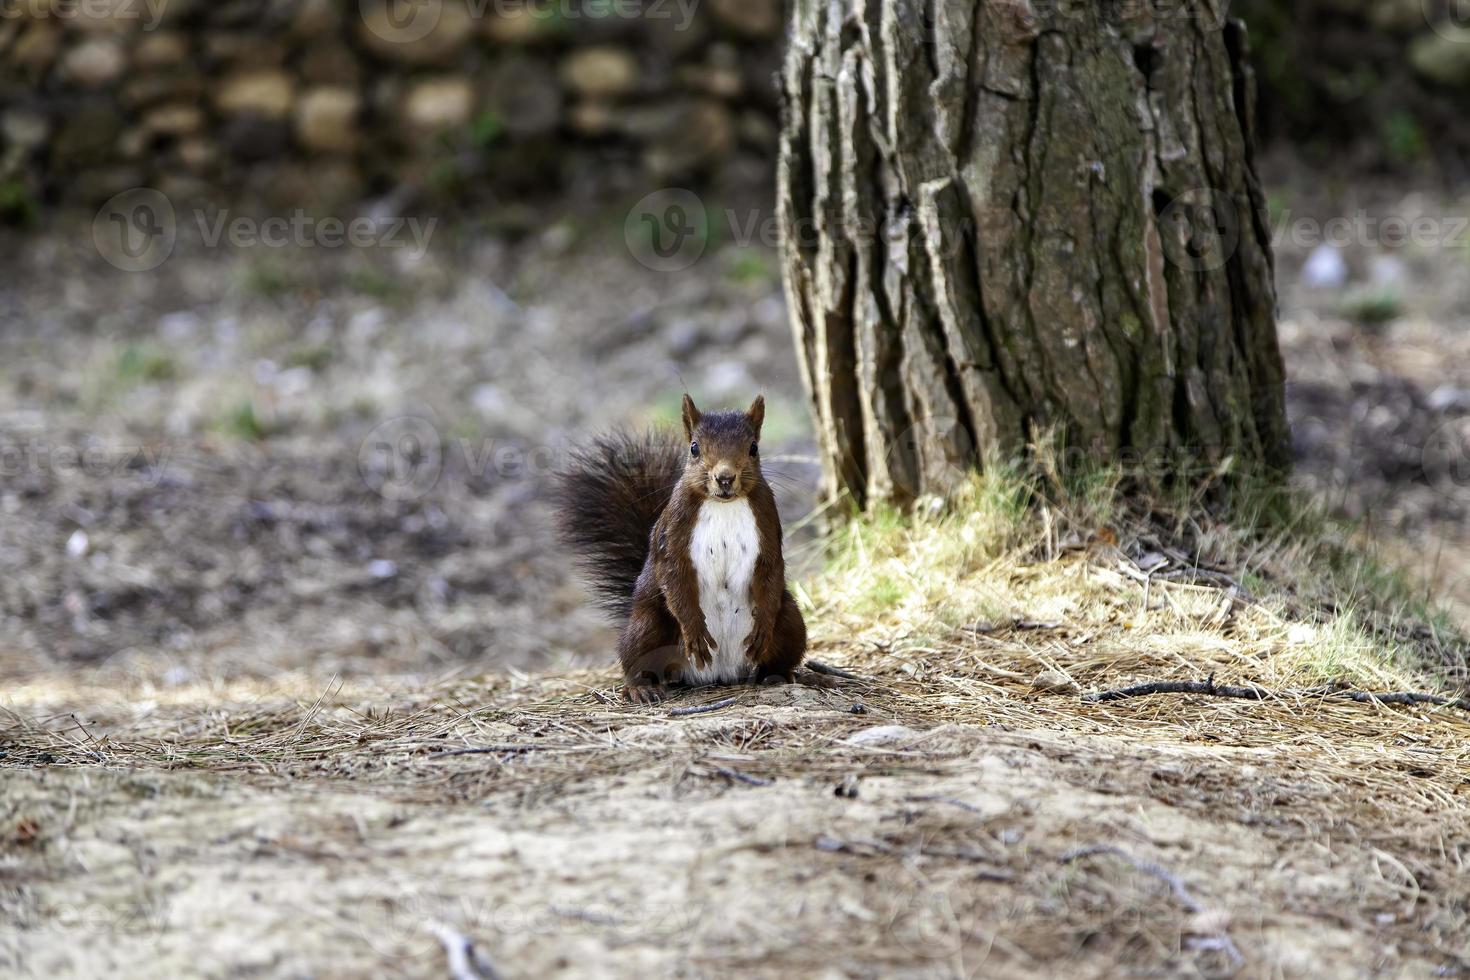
[815,833,1013,879]
[1156,566,1255,602]
[425,743,572,760]
[1061,845,1201,909]
[1013,619,1064,631]
[1082,677,1470,713]
[668,697,737,717]
[806,660,864,680]
[427,921,501,980]
[905,794,988,815]
[970,618,1066,633]
[814,835,894,856]
[1084,678,1270,703]
[710,765,774,787]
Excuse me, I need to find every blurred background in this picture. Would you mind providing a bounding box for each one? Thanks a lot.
[2,0,1469,700]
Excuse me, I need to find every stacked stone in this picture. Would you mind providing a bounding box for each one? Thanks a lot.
[0,0,785,212]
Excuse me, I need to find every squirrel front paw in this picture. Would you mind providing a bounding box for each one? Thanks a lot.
[683,624,718,668]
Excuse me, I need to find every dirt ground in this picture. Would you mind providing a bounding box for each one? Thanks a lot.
[4,182,1470,977]
[6,640,1468,979]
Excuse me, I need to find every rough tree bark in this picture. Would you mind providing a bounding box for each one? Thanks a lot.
[778,0,1291,510]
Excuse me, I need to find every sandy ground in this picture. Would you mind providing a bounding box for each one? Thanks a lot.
[5,661,1468,979]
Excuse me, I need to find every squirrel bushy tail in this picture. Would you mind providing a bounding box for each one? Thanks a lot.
[554,429,685,617]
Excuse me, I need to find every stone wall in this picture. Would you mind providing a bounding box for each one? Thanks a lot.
[4,0,1468,223]
[0,0,784,216]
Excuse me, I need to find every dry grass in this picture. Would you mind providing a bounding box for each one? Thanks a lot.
[4,465,1470,977]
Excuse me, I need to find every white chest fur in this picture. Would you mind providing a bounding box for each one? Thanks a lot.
[686,497,760,684]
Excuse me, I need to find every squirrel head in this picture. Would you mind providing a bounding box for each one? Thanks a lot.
[681,394,764,502]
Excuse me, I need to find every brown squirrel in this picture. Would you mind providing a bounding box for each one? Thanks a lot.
[556,394,807,702]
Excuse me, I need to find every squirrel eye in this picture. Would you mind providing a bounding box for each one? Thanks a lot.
[750,442,759,456]
[690,441,700,458]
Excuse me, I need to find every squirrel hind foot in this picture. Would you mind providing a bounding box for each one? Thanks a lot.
[624,681,669,705]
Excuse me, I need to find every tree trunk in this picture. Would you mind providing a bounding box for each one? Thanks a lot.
[777,0,1291,510]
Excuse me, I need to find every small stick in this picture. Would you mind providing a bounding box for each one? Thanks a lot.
[906,794,988,815]
[1329,689,1470,711]
[806,660,863,680]
[815,835,895,856]
[426,921,501,980]
[1083,678,1470,713]
[1061,845,1202,911]
[711,766,774,787]
[668,697,738,717]
[425,743,567,760]
[1084,678,1270,703]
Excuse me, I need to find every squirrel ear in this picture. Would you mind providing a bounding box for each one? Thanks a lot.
[746,395,765,438]
[681,394,702,440]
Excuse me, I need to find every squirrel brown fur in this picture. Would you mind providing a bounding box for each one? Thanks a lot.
[555,394,807,703]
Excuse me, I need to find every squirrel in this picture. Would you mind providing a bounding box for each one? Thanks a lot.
[556,394,807,703]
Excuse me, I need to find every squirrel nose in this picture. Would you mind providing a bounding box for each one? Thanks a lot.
[715,473,735,492]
